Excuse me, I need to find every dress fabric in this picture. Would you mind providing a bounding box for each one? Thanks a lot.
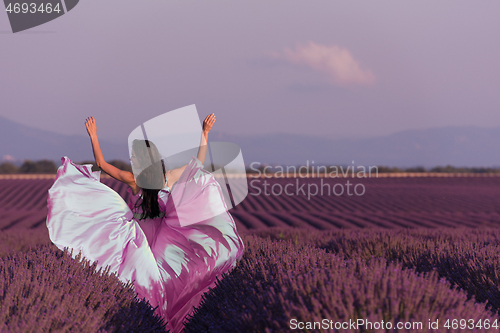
[46,156,244,332]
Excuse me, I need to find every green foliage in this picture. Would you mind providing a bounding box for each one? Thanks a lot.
[403,166,427,173]
[430,165,500,173]
[18,160,57,174]
[376,166,404,173]
[0,159,132,174]
[247,164,500,174]
[0,162,18,174]
[377,165,500,173]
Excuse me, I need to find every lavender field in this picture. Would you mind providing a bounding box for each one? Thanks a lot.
[2,176,500,331]
[3,176,500,233]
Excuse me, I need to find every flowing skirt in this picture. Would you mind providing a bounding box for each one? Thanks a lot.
[47,156,244,332]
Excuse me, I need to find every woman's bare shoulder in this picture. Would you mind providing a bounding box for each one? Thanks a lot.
[165,169,174,188]
[166,166,185,188]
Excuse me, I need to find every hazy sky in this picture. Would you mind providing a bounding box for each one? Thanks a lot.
[1,1,499,143]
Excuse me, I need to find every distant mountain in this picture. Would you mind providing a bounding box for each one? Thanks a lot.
[210,126,500,168]
[0,116,128,164]
[2,116,500,168]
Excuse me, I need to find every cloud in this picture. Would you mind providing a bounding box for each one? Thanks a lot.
[2,155,16,162]
[272,42,376,86]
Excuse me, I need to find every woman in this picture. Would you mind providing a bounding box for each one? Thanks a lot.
[46,114,244,332]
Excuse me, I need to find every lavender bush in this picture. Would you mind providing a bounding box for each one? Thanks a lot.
[4,225,500,332]
[184,234,499,332]
[245,227,500,314]
[0,246,167,332]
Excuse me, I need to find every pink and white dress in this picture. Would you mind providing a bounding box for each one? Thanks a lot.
[46,156,244,332]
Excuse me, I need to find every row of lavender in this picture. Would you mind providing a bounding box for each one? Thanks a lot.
[2,177,500,232]
[186,227,500,332]
[3,227,500,331]
[4,177,500,215]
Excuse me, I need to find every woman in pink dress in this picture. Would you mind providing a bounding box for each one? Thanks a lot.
[46,114,244,332]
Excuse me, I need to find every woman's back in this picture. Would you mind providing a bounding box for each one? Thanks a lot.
[127,186,170,248]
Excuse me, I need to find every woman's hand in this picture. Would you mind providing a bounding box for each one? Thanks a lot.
[84,115,137,189]
[202,113,216,135]
[85,117,97,138]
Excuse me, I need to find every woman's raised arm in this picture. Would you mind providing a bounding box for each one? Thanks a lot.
[85,117,138,190]
[166,113,215,188]
[196,113,215,165]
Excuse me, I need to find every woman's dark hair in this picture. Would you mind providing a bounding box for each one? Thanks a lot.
[131,139,166,220]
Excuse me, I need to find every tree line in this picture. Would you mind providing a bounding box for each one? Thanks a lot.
[0,160,132,174]
[1,160,499,174]
[246,164,500,174]
[376,165,500,173]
